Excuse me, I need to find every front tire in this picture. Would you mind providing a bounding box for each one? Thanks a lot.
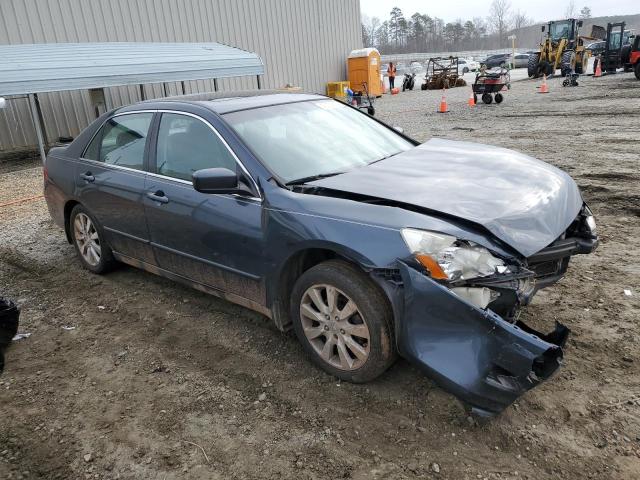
[290,260,396,383]
[635,62,640,80]
[528,53,540,78]
[70,205,116,274]
[482,93,493,104]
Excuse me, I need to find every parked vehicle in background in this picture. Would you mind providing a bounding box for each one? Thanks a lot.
[458,58,479,73]
[409,61,424,74]
[43,91,598,416]
[586,40,606,57]
[512,53,531,68]
[480,53,510,69]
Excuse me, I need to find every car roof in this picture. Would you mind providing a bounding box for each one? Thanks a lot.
[130,90,326,115]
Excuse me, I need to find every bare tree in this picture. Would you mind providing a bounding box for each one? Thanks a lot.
[361,15,381,47]
[488,0,512,46]
[579,6,592,18]
[512,9,533,30]
[564,0,576,18]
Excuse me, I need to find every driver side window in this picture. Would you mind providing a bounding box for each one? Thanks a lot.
[155,113,237,182]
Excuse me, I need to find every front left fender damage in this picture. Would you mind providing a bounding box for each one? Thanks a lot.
[392,262,569,416]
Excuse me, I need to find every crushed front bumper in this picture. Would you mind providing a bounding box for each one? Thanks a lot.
[396,262,569,416]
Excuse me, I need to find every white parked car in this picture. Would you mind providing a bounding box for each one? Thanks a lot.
[458,58,479,73]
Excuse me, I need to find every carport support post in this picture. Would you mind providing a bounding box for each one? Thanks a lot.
[256,75,262,90]
[28,93,47,164]
[213,78,219,92]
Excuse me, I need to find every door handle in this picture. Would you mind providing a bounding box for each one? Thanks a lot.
[147,190,169,204]
[80,171,95,183]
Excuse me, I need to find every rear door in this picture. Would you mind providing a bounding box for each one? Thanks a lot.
[76,112,156,265]
[143,111,265,306]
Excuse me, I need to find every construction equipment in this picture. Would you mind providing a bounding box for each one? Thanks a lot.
[421,57,467,90]
[594,22,635,74]
[528,19,604,78]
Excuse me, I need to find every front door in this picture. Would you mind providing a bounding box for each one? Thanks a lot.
[76,112,156,265]
[143,112,265,306]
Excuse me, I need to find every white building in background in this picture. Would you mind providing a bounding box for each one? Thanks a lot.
[0,0,362,152]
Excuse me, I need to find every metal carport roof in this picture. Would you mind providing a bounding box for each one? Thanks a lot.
[0,42,264,163]
[0,42,265,96]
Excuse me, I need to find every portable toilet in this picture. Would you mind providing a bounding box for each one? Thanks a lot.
[348,48,382,97]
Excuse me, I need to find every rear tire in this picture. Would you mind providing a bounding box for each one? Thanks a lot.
[561,50,575,77]
[290,260,396,383]
[494,93,504,104]
[70,205,116,274]
[481,93,492,104]
[635,62,640,80]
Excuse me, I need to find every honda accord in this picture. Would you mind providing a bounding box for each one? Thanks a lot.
[44,91,598,416]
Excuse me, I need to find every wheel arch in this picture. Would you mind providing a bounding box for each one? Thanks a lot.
[63,199,81,243]
[269,244,381,331]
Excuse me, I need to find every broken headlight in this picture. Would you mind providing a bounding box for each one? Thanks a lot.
[401,229,507,282]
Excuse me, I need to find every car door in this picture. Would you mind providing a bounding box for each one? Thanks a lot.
[76,111,156,265]
[143,111,266,306]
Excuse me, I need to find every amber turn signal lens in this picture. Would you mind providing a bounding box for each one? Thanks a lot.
[415,254,449,280]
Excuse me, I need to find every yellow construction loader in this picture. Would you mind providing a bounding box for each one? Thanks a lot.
[528,19,605,78]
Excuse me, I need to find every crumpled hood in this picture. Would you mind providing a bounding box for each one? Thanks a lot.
[310,138,583,257]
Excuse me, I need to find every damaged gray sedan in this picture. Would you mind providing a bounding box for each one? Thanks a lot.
[44,92,598,416]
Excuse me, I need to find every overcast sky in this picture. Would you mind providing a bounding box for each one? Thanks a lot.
[360,0,639,23]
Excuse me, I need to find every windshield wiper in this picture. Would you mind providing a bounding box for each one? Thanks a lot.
[286,171,345,186]
[368,152,400,165]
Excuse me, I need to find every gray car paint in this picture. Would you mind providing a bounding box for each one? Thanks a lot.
[310,138,584,257]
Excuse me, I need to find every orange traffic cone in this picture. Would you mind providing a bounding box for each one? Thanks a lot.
[539,74,549,94]
[594,58,602,77]
[468,89,476,107]
[438,89,449,113]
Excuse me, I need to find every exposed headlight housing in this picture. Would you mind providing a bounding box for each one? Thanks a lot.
[585,215,597,235]
[401,228,507,282]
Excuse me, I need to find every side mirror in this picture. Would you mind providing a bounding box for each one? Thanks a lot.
[192,168,239,194]
[578,20,583,28]
[541,26,545,32]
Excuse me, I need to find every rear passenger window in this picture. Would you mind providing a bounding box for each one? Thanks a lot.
[155,113,237,181]
[85,113,153,170]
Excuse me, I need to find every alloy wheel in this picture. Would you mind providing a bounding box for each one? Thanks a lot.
[74,213,101,267]
[299,284,370,371]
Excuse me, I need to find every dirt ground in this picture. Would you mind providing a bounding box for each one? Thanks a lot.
[1,72,639,480]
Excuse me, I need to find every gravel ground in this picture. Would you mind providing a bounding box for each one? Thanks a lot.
[1,72,639,480]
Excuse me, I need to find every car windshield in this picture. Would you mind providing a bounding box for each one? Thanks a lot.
[224,100,414,184]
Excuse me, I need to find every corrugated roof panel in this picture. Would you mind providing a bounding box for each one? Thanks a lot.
[0,42,265,95]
